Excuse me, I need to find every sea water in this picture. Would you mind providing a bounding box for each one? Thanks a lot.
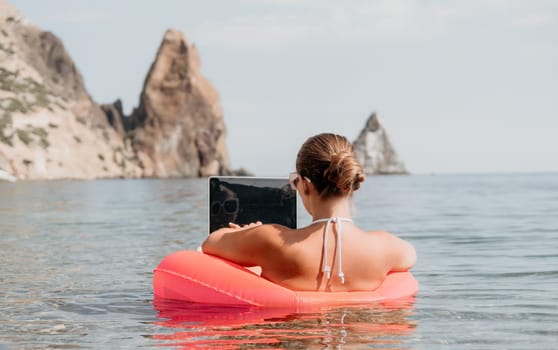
[0,174,557,349]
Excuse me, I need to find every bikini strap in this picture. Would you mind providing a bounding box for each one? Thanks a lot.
[311,217,352,284]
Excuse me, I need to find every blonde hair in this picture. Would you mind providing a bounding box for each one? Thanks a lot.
[296,133,365,199]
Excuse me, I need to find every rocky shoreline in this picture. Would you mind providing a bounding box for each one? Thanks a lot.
[0,0,406,181]
[0,0,233,181]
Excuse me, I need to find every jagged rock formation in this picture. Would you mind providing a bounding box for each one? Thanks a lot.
[0,0,233,180]
[353,113,407,175]
[0,0,141,180]
[105,29,231,177]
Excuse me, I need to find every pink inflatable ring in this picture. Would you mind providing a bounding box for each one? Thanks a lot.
[153,250,418,309]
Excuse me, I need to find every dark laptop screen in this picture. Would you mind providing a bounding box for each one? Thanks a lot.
[208,177,297,234]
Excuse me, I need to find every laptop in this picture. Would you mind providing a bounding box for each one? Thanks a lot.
[208,176,297,234]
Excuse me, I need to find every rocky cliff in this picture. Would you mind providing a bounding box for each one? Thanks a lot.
[0,0,142,179]
[353,113,407,175]
[104,29,231,177]
[0,0,232,180]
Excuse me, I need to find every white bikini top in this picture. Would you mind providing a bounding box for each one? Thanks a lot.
[310,217,353,284]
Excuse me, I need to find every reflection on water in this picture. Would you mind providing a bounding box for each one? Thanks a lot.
[152,298,417,349]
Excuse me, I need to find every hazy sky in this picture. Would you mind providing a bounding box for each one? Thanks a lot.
[12,0,558,175]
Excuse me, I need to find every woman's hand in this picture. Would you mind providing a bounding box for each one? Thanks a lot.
[228,221,262,229]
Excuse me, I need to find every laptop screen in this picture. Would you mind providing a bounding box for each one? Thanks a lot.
[208,177,297,234]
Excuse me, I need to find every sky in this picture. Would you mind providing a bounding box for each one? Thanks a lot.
[11,0,558,176]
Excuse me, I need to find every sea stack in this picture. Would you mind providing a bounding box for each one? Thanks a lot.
[353,113,407,175]
[121,29,231,177]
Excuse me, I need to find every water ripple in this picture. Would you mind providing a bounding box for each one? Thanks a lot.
[1,174,558,348]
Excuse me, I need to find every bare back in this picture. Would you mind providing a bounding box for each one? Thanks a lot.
[257,222,415,292]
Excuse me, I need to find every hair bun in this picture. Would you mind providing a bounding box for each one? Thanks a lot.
[354,172,366,191]
[323,150,364,195]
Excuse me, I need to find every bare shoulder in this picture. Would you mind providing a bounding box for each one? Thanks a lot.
[365,229,416,271]
[368,229,391,236]
[249,223,286,239]
[263,223,298,242]
[256,223,290,235]
[247,223,293,246]
[367,229,396,240]
[368,229,413,247]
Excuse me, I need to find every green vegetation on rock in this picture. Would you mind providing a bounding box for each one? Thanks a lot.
[9,125,51,149]
[0,68,58,113]
[31,127,49,148]
[0,97,28,116]
[75,116,86,125]
[0,113,13,145]
[0,43,15,55]
[16,129,32,145]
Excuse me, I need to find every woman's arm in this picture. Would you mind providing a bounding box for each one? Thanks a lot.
[201,222,272,267]
[377,231,417,272]
[390,238,416,272]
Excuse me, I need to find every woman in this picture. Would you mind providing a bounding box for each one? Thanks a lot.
[202,133,416,292]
